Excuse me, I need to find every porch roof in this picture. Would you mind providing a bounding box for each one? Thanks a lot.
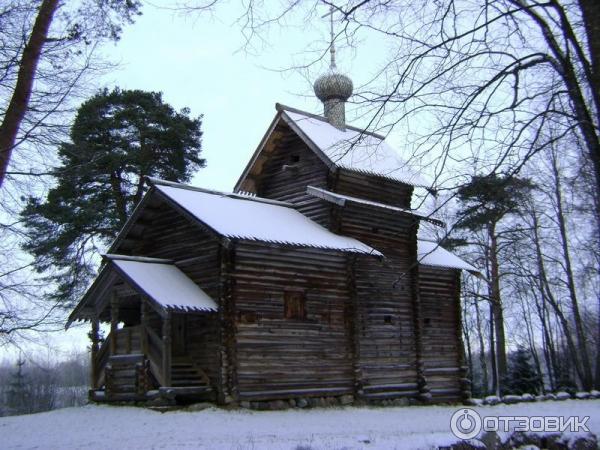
[417,240,482,276]
[109,255,218,313]
[67,255,218,328]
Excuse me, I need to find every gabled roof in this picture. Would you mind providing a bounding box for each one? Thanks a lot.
[151,179,381,256]
[417,240,482,276]
[67,255,218,327]
[234,104,428,192]
[306,186,444,227]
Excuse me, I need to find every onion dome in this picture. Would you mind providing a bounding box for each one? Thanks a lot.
[313,69,353,103]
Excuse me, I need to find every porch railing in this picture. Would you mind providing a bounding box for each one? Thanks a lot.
[94,337,110,388]
[93,323,169,391]
[145,326,165,386]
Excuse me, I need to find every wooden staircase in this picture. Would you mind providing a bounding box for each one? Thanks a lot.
[171,357,211,388]
[91,326,214,403]
[157,357,214,401]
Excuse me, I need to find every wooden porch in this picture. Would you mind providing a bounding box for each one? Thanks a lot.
[85,286,215,402]
[89,297,215,403]
[65,255,219,403]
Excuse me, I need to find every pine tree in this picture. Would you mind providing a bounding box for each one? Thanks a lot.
[21,88,205,305]
[454,173,534,393]
[6,358,30,415]
[503,347,542,395]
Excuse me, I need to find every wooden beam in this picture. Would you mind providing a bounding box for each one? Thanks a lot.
[140,298,149,357]
[90,317,99,389]
[218,245,237,404]
[454,271,472,402]
[410,224,431,403]
[162,311,172,387]
[347,255,363,398]
[110,292,119,356]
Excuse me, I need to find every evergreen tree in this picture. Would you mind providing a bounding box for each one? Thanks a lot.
[6,358,30,415]
[454,173,534,392]
[503,347,542,395]
[21,88,205,305]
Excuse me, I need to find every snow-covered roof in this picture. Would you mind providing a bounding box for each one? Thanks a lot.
[307,186,444,227]
[282,109,428,187]
[154,181,381,256]
[417,240,481,275]
[108,255,218,313]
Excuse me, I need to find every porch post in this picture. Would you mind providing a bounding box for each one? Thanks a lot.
[140,298,149,356]
[110,292,119,355]
[90,317,100,389]
[162,311,172,387]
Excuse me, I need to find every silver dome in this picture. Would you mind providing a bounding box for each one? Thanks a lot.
[313,70,353,102]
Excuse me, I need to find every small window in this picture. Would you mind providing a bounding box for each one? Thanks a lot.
[290,154,300,163]
[284,290,306,320]
[238,311,257,324]
[371,227,380,234]
[424,318,432,327]
[384,315,392,324]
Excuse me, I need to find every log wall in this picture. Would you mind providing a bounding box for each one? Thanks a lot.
[334,169,413,209]
[339,203,420,399]
[418,266,463,403]
[254,124,331,225]
[231,242,355,401]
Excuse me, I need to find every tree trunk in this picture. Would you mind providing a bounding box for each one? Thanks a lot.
[530,207,585,386]
[474,298,489,395]
[522,293,544,391]
[0,0,59,187]
[489,302,499,396]
[578,0,600,126]
[488,223,507,388]
[462,299,474,388]
[533,288,556,391]
[596,293,600,389]
[550,150,594,390]
[109,171,128,225]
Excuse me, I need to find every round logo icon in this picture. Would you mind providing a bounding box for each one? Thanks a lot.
[450,408,482,440]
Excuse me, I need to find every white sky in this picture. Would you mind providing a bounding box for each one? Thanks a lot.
[101,1,390,192]
[25,0,394,358]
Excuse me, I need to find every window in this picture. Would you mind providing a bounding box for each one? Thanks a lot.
[290,154,300,163]
[238,311,257,324]
[384,315,393,324]
[284,290,306,320]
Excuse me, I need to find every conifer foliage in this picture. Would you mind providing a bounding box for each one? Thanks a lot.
[454,173,534,393]
[503,347,542,395]
[21,88,205,305]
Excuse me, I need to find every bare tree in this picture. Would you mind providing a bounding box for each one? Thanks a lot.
[0,0,142,187]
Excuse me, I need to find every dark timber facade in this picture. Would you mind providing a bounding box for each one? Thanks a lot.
[69,104,475,407]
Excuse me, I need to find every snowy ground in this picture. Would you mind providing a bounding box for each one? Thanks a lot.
[0,400,598,449]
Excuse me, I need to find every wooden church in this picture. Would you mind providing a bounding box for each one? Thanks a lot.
[68,56,479,407]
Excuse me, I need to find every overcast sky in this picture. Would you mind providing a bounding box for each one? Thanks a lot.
[101,1,390,191]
